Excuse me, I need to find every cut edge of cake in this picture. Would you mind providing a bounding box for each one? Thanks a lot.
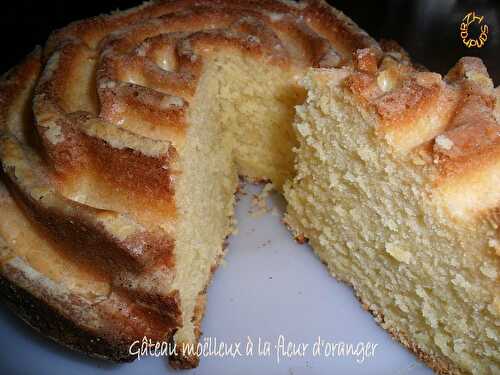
[0,1,498,373]
[284,46,500,375]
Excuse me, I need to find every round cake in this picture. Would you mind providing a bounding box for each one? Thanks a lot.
[0,1,498,374]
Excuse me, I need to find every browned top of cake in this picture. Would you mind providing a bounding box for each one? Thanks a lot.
[0,0,379,352]
[339,42,500,221]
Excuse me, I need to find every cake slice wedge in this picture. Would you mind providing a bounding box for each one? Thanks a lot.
[284,49,500,375]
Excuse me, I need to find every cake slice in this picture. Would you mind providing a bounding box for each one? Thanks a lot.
[284,48,500,374]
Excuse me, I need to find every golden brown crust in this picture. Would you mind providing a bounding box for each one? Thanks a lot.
[0,274,134,362]
[0,0,381,369]
[0,229,179,360]
[347,45,498,160]
[1,1,496,372]
[0,24,182,368]
[338,44,500,224]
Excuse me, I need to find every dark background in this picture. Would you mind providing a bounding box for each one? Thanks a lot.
[0,0,498,82]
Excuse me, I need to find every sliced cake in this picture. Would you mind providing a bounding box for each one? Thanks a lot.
[285,48,500,374]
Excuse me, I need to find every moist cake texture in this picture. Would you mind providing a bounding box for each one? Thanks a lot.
[284,49,500,374]
[0,0,378,369]
[0,0,498,374]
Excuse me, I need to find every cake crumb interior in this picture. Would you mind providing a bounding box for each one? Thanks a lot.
[284,70,500,375]
[173,52,304,347]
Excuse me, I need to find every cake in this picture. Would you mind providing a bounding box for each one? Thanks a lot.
[0,0,497,374]
[284,49,500,374]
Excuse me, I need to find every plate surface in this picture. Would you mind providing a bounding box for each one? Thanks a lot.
[0,184,433,375]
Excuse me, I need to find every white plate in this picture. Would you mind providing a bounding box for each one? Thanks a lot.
[0,184,433,375]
